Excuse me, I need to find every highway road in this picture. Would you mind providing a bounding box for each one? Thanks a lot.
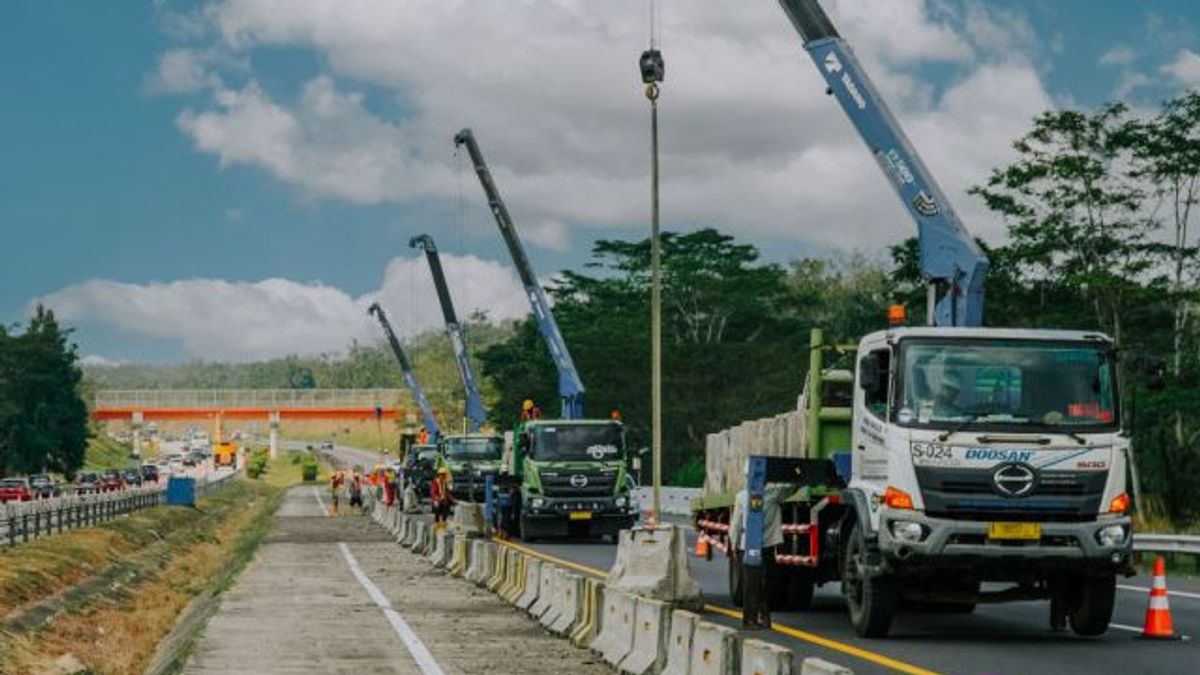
[321,443,1195,675]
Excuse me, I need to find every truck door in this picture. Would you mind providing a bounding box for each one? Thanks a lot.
[853,346,891,487]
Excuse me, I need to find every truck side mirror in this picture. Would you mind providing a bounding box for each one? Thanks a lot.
[859,353,882,396]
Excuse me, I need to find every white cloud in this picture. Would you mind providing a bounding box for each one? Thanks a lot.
[37,253,528,361]
[80,355,125,368]
[160,0,1049,251]
[1161,49,1200,87]
[1099,45,1137,67]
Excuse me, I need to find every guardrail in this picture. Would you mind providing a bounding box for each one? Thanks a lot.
[1,470,238,547]
[1133,533,1200,556]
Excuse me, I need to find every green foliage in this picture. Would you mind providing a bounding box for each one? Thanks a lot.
[300,454,319,482]
[0,306,90,478]
[247,450,269,479]
[84,435,136,471]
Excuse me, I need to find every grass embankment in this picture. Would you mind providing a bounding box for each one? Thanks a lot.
[281,418,405,456]
[0,453,321,674]
[82,435,142,471]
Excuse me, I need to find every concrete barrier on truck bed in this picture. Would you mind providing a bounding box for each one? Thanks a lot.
[618,596,669,675]
[570,578,604,648]
[660,609,699,675]
[799,659,853,675]
[591,589,637,668]
[690,621,738,675]
[516,556,543,610]
[548,571,584,635]
[741,638,792,675]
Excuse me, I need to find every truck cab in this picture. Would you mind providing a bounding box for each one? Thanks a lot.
[438,433,504,501]
[848,326,1132,635]
[514,419,637,541]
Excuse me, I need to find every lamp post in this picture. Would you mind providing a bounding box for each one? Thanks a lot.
[640,47,665,524]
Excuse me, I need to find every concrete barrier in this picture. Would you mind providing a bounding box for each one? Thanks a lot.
[497,549,522,600]
[409,521,426,553]
[689,621,738,675]
[799,659,852,675]
[660,609,699,675]
[400,519,417,547]
[448,535,471,577]
[486,546,509,592]
[539,568,566,629]
[451,501,488,537]
[741,639,791,675]
[618,597,669,675]
[466,541,494,584]
[501,553,528,604]
[428,531,453,568]
[548,571,584,635]
[515,556,543,610]
[591,589,637,668]
[570,578,604,648]
[607,524,703,609]
[528,563,558,618]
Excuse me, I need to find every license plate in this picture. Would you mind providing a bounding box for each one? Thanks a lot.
[988,522,1041,540]
[569,511,593,521]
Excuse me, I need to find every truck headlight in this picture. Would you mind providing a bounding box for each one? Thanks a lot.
[615,496,627,508]
[530,498,545,510]
[889,520,926,543]
[1095,524,1128,547]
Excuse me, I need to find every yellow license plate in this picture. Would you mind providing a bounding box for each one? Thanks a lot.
[569,511,593,521]
[988,522,1041,540]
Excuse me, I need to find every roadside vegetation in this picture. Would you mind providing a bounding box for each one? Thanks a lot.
[0,454,315,674]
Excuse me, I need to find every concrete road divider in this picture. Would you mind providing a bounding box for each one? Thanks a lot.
[741,639,791,675]
[497,549,522,599]
[529,562,558,618]
[466,541,495,584]
[448,535,471,576]
[689,621,738,675]
[548,571,585,636]
[487,546,509,592]
[592,589,637,668]
[539,568,566,629]
[428,531,453,568]
[570,578,604,648]
[607,524,703,609]
[502,553,528,604]
[516,556,543,610]
[400,519,417,547]
[661,609,699,675]
[413,521,432,555]
[798,659,853,675]
[452,501,488,537]
[618,597,669,675]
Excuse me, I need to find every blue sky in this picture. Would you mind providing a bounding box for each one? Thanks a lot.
[2,1,1198,363]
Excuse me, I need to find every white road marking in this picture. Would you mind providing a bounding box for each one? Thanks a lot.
[1108,622,1145,633]
[338,542,446,675]
[312,486,328,515]
[1118,584,1200,601]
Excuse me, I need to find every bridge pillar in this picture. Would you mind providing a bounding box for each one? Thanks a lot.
[131,411,144,459]
[269,411,281,459]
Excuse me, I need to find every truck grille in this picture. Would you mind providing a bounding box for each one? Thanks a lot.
[917,467,1106,522]
[538,470,617,497]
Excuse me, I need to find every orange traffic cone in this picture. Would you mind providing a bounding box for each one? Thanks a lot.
[1142,556,1177,639]
[695,534,709,558]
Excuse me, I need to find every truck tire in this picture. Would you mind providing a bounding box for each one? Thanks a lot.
[842,522,896,638]
[1069,573,1116,637]
[728,552,744,607]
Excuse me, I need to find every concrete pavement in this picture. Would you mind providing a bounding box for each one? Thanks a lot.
[181,485,610,675]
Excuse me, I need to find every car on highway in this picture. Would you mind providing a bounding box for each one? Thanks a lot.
[321,440,334,451]
[0,477,33,503]
[140,464,160,484]
[75,471,101,494]
[100,469,125,492]
[28,474,59,499]
[122,468,143,488]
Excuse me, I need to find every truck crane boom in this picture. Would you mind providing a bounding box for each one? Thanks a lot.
[409,234,488,432]
[778,0,989,327]
[454,127,586,419]
[367,302,440,442]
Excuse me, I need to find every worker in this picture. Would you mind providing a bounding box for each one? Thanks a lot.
[418,428,430,445]
[329,469,344,517]
[729,481,796,629]
[348,469,365,515]
[431,466,454,532]
[520,399,542,422]
[383,467,397,508]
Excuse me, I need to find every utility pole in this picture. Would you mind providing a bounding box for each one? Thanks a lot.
[640,35,665,526]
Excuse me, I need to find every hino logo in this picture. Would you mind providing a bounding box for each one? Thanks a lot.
[569,474,589,488]
[993,463,1036,497]
[823,52,842,73]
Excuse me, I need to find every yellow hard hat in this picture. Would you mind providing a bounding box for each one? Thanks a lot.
[522,399,534,411]
[437,466,451,476]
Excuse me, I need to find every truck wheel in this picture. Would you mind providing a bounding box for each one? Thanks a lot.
[728,552,744,607]
[1069,574,1116,637]
[842,523,896,638]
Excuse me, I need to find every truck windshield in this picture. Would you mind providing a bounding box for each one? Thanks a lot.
[443,437,503,460]
[530,424,624,461]
[896,339,1118,431]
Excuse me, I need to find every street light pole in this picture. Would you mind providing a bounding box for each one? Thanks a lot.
[640,47,665,525]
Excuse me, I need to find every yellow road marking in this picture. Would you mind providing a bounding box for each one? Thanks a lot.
[493,538,942,675]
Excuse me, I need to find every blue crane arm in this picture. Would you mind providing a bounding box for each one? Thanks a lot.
[410,234,488,432]
[777,0,988,327]
[367,303,441,441]
[454,128,586,419]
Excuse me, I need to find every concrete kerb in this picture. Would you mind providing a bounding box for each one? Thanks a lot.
[618,597,670,675]
[741,639,792,675]
[570,577,603,647]
[591,588,637,668]
[798,659,853,675]
[660,609,699,675]
[528,562,558,618]
[689,621,738,675]
[515,556,543,610]
[548,571,584,636]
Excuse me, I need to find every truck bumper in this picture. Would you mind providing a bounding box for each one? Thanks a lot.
[877,510,1134,577]
[522,511,635,539]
